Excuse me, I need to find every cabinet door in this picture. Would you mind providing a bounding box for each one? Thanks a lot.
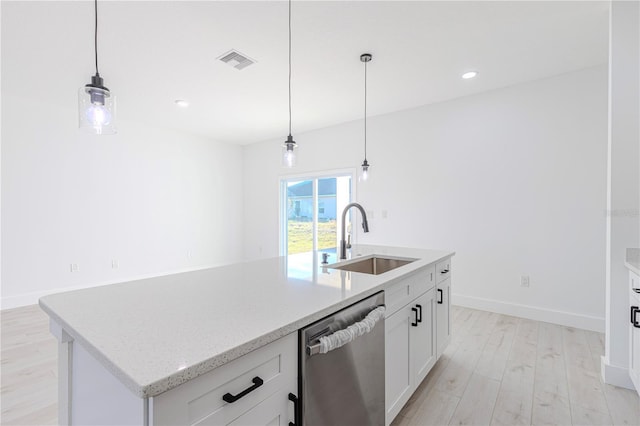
[385,304,412,425]
[630,300,640,395]
[436,278,451,359]
[411,289,436,387]
[631,324,640,395]
[227,389,294,426]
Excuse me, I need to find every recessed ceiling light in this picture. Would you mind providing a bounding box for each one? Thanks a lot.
[461,71,478,80]
[174,100,189,107]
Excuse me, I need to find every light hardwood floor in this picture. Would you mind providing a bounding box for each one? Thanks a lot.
[392,306,640,426]
[1,304,638,425]
[1,304,57,425]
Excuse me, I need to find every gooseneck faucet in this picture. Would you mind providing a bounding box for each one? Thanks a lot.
[340,203,370,259]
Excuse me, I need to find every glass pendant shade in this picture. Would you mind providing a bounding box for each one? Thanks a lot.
[78,75,116,135]
[361,159,370,181]
[282,135,297,168]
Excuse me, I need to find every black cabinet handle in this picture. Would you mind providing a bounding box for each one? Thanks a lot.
[222,377,264,403]
[441,269,449,274]
[411,307,418,327]
[288,393,299,426]
[632,306,640,329]
[437,288,443,304]
[416,304,423,323]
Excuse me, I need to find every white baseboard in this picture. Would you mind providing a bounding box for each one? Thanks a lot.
[601,356,635,390]
[452,293,605,332]
[1,263,225,311]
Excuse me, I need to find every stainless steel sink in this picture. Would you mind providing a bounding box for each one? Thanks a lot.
[329,255,417,275]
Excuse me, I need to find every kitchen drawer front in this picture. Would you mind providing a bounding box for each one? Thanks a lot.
[385,267,434,317]
[631,271,640,292]
[227,388,293,426]
[410,266,436,299]
[436,258,452,284]
[385,277,413,317]
[152,333,296,426]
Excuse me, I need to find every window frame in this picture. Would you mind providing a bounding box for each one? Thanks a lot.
[279,168,356,257]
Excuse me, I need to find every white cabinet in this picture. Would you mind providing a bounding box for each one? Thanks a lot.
[629,271,640,396]
[436,277,451,358]
[151,333,298,426]
[412,289,437,386]
[385,258,452,426]
[384,274,439,425]
[385,303,413,424]
[385,267,434,318]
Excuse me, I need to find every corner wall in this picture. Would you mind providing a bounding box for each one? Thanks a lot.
[243,66,608,331]
[602,0,640,389]
[1,95,245,309]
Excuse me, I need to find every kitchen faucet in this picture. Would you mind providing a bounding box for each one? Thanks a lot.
[340,203,370,259]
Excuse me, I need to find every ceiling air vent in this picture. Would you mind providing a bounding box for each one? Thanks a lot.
[218,50,256,70]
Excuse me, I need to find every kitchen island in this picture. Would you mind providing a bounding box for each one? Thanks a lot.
[40,244,454,425]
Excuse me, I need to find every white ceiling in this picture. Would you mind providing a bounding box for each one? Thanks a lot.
[2,1,609,145]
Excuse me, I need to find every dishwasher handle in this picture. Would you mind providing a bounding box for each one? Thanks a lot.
[307,305,385,356]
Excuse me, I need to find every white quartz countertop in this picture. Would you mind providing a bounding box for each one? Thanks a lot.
[39,245,453,398]
[626,248,640,276]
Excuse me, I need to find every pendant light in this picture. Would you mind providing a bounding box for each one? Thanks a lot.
[360,53,372,180]
[78,0,116,135]
[282,0,297,167]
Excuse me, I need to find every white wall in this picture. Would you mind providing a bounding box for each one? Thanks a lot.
[244,66,608,331]
[1,95,244,309]
[602,0,640,389]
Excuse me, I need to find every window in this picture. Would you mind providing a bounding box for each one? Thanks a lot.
[280,171,354,256]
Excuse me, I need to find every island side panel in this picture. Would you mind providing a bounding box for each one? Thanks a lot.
[49,321,72,425]
[49,320,148,425]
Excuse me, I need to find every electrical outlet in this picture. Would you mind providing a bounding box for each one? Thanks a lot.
[112,260,119,269]
[521,275,530,287]
[70,263,79,272]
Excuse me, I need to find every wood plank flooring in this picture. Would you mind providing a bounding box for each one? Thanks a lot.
[1,305,57,425]
[393,306,640,426]
[1,304,638,425]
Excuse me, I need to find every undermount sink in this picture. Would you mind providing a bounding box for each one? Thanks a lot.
[329,255,417,275]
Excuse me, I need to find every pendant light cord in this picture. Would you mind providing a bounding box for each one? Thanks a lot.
[288,0,292,136]
[94,0,99,76]
[364,59,367,160]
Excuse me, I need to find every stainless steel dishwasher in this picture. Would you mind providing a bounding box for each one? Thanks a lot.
[300,291,385,425]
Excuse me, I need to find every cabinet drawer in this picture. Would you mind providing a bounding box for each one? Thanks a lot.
[385,278,413,317]
[385,267,435,317]
[227,389,293,426]
[631,271,640,292]
[410,266,436,298]
[152,333,296,426]
[436,258,452,283]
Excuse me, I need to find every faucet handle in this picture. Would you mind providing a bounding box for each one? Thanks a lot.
[321,252,329,264]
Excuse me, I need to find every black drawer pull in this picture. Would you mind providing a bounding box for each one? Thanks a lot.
[416,304,423,323]
[411,307,419,327]
[632,306,640,328]
[437,288,443,304]
[441,269,449,274]
[222,377,264,403]
[288,393,299,426]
